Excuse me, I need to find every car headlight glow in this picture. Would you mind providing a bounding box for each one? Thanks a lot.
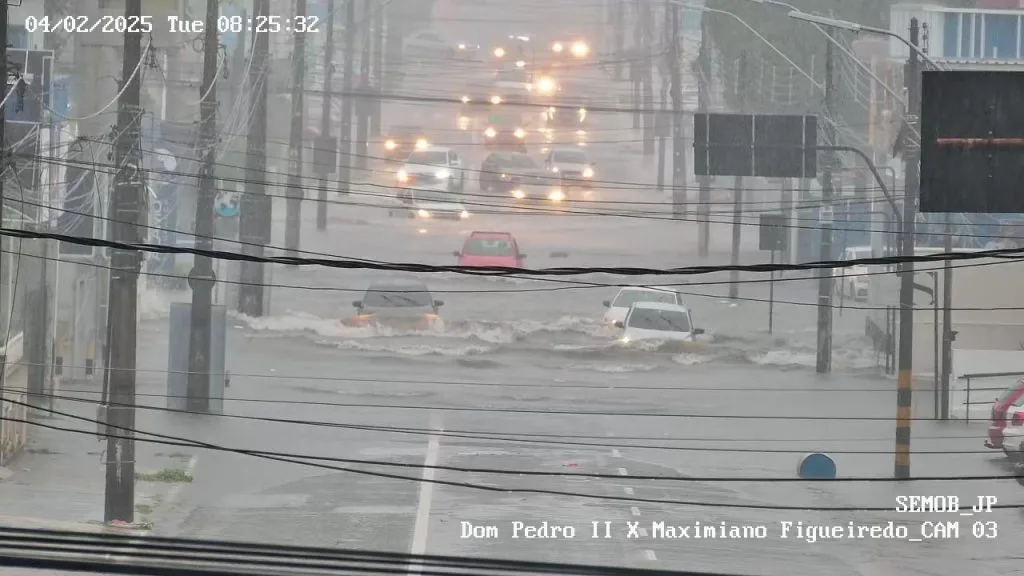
[578,108,587,121]
[535,77,555,94]
[461,95,470,104]
[512,189,526,199]
[385,140,397,150]
[551,166,559,173]
[514,128,526,139]
[417,209,430,218]
[620,336,630,344]
[484,127,497,138]
[490,95,502,105]
[435,169,451,179]
[499,172,510,180]
[583,166,594,178]
[460,210,470,219]
[397,169,409,183]
[415,138,429,150]
[552,42,564,53]
[515,60,526,68]
[494,47,506,58]
[458,43,466,50]
[548,189,565,202]
[571,41,589,58]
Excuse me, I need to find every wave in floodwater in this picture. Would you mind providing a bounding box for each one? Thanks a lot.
[232,310,882,373]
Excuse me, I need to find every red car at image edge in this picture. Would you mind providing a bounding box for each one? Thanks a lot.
[453,231,526,268]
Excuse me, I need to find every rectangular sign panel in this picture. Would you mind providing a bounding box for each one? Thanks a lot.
[920,70,1024,213]
[694,113,817,179]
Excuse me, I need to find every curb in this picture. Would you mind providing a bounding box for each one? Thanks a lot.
[0,515,151,536]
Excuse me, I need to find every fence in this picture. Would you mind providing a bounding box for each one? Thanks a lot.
[957,371,1024,424]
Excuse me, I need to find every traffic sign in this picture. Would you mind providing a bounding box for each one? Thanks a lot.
[693,113,817,179]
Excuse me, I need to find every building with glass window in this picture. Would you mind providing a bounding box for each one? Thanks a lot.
[891,3,1024,61]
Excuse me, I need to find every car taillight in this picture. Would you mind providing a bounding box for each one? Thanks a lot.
[1012,413,1024,426]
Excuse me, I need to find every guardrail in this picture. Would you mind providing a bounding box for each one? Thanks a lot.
[958,371,1024,424]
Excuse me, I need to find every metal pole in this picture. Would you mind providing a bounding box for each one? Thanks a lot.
[614,0,624,81]
[238,0,270,317]
[641,0,654,158]
[781,178,793,266]
[355,0,371,173]
[940,212,953,420]
[371,3,384,136]
[769,250,775,334]
[104,0,143,523]
[317,0,336,231]
[815,32,836,374]
[668,3,685,218]
[338,0,356,195]
[932,271,939,419]
[284,0,307,261]
[186,0,220,414]
[696,12,711,257]
[656,95,666,194]
[895,17,921,480]
[728,52,747,299]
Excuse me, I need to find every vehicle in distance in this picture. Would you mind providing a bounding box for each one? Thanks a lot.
[453,231,526,268]
[383,125,429,162]
[543,147,595,187]
[603,286,686,325]
[346,282,445,330]
[483,112,529,153]
[479,152,562,202]
[403,30,456,62]
[614,302,704,343]
[391,187,470,221]
[835,246,871,301]
[396,147,467,192]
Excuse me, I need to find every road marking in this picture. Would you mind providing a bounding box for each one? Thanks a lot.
[409,414,442,575]
[631,506,640,516]
[624,487,634,496]
[617,467,628,476]
[644,549,657,561]
[611,449,622,457]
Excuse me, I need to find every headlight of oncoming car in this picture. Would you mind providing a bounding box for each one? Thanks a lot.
[548,189,565,202]
[461,95,470,104]
[583,166,594,178]
[436,169,451,179]
[460,210,470,219]
[490,95,502,105]
[415,138,429,150]
[512,189,526,199]
[397,169,409,183]
[514,128,526,139]
[417,209,431,218]
[484,127,497,138]
[385,140,397,150]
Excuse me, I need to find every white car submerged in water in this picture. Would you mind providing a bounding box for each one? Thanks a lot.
[614,302,704,343]
[602,286,686,325]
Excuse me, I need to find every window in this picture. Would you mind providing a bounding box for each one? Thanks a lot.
[464,238,515,257]
[503,155,536,168]
[552,150,587,163]
[943,13,959,58]
[7,25,26,50]
[984,14,1018,58]
[406,151,448,165]
[612,289,676,307]
[962,13,973,58]
[626,308,692,333]
[363,287,433,308]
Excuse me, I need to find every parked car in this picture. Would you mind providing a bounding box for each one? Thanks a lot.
[454,231,526,267]
[986,377,1024,450]
[602,286,686,325]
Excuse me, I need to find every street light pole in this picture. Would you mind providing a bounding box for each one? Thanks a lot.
[816,31,836,374]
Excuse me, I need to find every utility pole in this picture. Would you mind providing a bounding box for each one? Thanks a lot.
[338,0,356,195]
[238,0,270,317]
[641,0,654,158]
[614,0,625,81]
[316,0,336,231]
[728,51,747,299]
[103,0,143,523]
[285,0,307,261]
[940,212,952,420]
[696,12,711,258]
[0,4,6,385]
[371,4,384,136]
[815,33,836,373]
[186,0,220,413]
[895,17,920,478]
[355,0,371,173]
[668,3,685,218]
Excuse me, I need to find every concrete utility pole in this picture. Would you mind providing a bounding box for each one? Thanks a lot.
[355,0,371,173]
[895,17,921,479]
[186,0,220,413]
[103,0,143,523]
[641,0,654,158]
[668,2,685,218]
[371,4,384,136]
[317,0,336,231]
[614,0,625,81]
[696,13,711,258]
[285,0,307,261]
[728,51,747,300]
[0,2,6,375]
[338,0,356,195]
[815,32,837,373]
[940,211,953,420]
[238,0,271,317]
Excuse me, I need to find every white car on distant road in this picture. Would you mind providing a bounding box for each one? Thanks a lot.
[834,246,872,301]
[396,147,467,192]
[602,286,685,325]
[614,302,704,343]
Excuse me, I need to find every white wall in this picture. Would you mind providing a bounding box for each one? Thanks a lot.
[951,349,1024,420]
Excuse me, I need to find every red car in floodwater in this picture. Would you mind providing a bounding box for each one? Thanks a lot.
[986,377,1024,449]
[453,231,526,268]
